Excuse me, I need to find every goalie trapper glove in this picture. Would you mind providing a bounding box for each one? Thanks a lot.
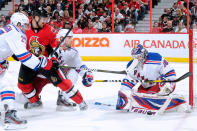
[82,71,94,87]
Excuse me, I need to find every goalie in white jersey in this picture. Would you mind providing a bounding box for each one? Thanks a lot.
[0,12,58,129]
[116,44,190,114]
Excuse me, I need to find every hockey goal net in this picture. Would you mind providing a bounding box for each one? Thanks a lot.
[189,29,197,108]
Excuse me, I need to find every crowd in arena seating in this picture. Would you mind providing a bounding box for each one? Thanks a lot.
[152,0,197,33]
[0,0,197,33]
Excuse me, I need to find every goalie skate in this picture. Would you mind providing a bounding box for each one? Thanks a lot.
[4,110,27,130]
[24,98,43,109]
[56,91,77,111]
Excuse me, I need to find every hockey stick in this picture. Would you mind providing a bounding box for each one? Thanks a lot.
[60,65,127,74]
[94,102,157,115]
[95,72,192,83]
[50,0,93,57]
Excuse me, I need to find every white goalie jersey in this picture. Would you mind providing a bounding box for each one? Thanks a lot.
[0,24,40,71]
[127,52,176,88]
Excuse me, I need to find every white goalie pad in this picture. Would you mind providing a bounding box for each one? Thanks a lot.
[128,92,189,115]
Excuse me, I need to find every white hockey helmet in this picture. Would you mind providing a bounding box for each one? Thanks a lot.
[10,12,29,27]
[56,29,73,41]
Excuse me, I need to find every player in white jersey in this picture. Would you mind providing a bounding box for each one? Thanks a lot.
[0,12,57,129]
[56,29,94,111]
[116,44,190,114]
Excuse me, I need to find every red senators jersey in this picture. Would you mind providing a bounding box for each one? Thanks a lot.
[26,24,58,57]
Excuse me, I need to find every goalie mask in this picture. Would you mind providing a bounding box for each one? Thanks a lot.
[131,44,148,63]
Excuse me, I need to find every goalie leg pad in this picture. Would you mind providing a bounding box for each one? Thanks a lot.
[116,91,131,111]
[131,93,186,111]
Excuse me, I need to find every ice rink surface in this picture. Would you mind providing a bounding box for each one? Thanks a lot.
[0,61,197,131]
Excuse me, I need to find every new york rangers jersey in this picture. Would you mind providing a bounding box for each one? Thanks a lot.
[127,52,176,88]
[0,24,40,70]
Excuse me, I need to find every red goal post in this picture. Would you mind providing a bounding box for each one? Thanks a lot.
[189,29,197,108]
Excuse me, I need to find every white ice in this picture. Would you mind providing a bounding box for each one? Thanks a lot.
[0,61,196,131]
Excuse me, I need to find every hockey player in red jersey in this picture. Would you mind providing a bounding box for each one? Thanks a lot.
[17,8,87,110]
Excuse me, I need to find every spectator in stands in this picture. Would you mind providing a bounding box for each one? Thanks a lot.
[18,0,25,12]
[52,11,60,21]
[78,16,87,29]
[24,0,35,16]
[14,4,19,12]
[90,11,98,22]
[99,22,111,32]
[114,18,124,32]
[82,20,97,33]
[172,15,180,27]
[152,21,162,32]
[114,7,124,23]
[46,5,52,16]
[171,2,178,17]
[93,17,102,31]
[54,16,63,29]
[162,20,175,32]
[99,11,108,23]
[124,22,136,32]
[191,1,197,23]
[141,0,149,13]
[63,9,70,23]
[53,3,64,17]
[128,0,140,23]
[137,0,146,20]
[160,16,168,29]
[105,16,112,31]
[63,21,71,29]
[175,21,187,32]
[85,4,94,16]
[47,0,55,12]
[36,0,47,9]
[73,24,82,33]
[176,9,184,23]
[0,14,6,27]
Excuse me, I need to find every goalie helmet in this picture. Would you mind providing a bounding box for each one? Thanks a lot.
[56,29,73,41]
[131,44,148,62]
[10,12,29,27]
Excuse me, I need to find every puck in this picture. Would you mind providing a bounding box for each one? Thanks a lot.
[147,111,153,115]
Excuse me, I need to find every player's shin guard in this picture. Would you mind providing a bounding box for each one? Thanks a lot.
[18,83,38,103]
[57,79,83,104]
[116,91,132,111]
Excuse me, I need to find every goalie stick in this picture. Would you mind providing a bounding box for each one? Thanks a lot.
[95,72,192,83]
[50,0,93,57]
[94,102,158,115]
[60,65,127,74]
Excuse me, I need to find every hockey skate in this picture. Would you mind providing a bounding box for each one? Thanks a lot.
[4,110,27,130]
[24,98,43,109]
[56,91,77,111]
[79,100,88,111]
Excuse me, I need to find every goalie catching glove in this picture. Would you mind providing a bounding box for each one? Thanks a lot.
[82,71,94,87]
[158,75,175,96]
